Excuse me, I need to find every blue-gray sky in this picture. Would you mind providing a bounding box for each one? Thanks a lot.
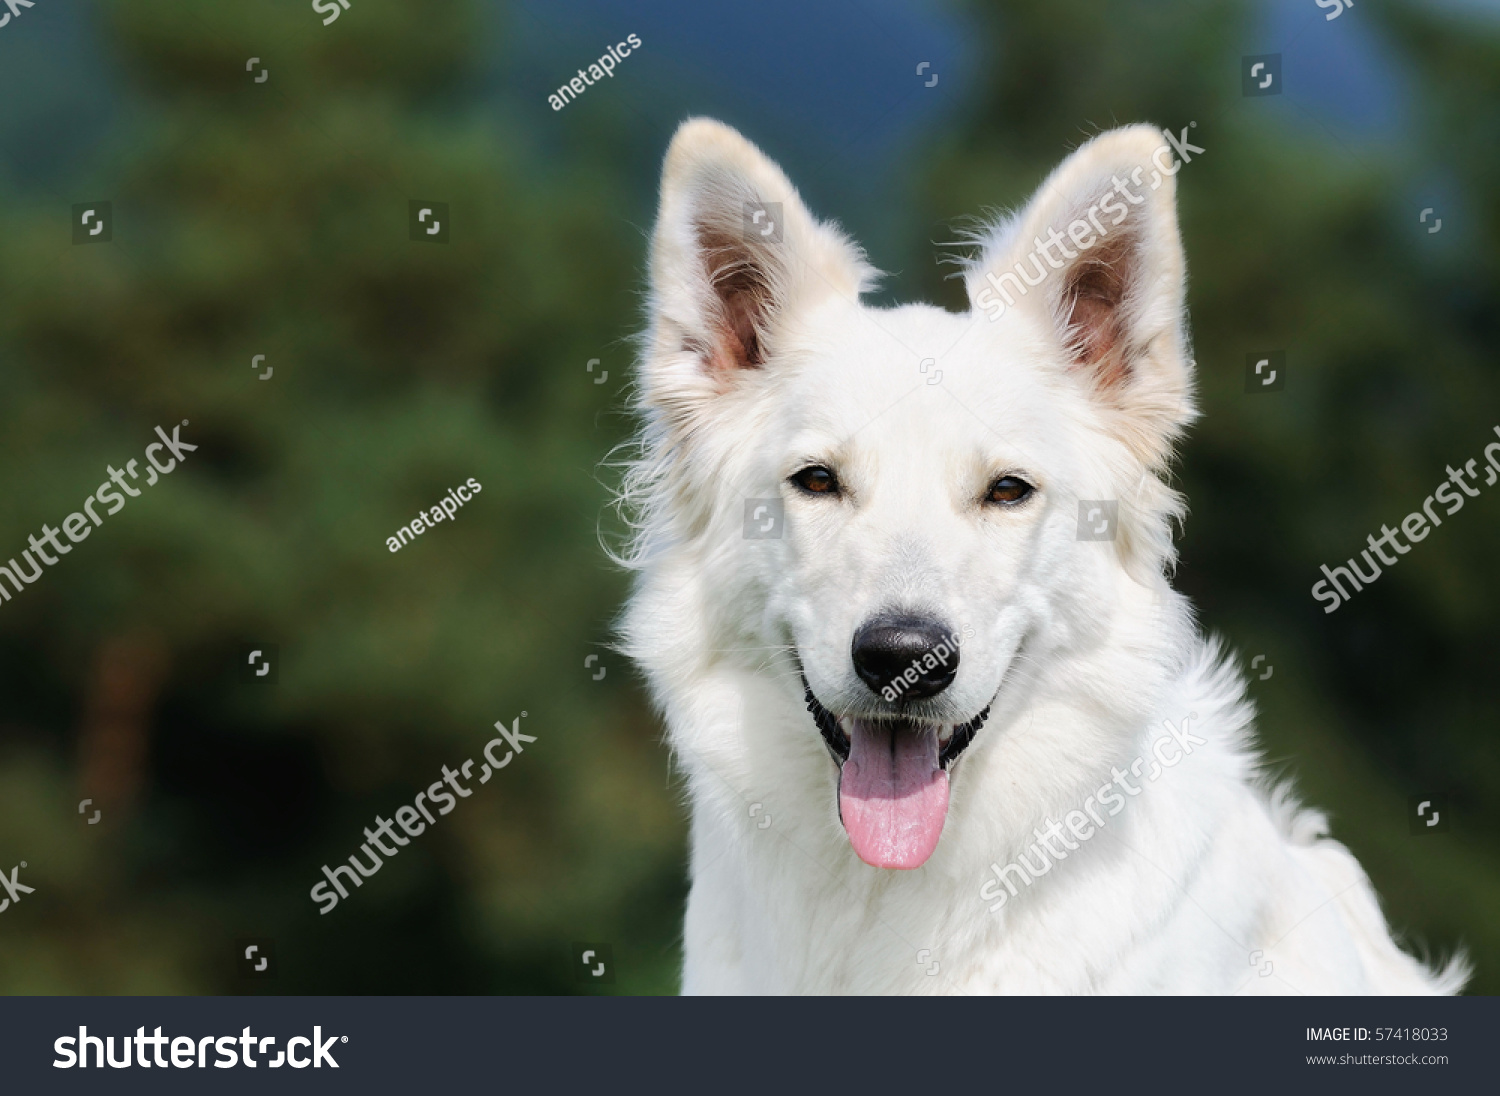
[3,0,1496,216]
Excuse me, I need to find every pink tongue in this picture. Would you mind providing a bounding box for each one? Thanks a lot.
[838,720,949,869]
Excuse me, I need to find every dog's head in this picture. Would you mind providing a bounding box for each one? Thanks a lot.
[630,119,1195,870]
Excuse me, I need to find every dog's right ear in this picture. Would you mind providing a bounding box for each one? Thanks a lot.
[643,119,875,412]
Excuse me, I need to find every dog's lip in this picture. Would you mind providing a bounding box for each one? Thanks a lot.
[799,672,992,769]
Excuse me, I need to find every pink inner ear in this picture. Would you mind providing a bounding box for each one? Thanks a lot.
[695,223,773,376]
[1062,229,1134,391]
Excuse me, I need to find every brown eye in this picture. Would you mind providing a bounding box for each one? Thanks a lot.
[791,466,839,495]
[985,475,1033,505]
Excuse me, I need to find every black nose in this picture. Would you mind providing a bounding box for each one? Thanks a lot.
[851,614,960,700]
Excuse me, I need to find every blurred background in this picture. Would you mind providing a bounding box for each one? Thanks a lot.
[0,0,1496,994]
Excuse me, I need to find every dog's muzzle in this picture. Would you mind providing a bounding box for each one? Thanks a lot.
[800,671,991,871]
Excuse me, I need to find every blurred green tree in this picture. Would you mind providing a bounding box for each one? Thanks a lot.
[0,0,682,994]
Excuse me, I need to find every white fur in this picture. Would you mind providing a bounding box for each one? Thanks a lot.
[616,118,1468,995]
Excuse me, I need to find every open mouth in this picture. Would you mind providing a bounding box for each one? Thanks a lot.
[802,673,991,871]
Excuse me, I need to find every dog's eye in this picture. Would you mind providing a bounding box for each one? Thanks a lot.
[985,475,1033,505]
[790,466,839,495]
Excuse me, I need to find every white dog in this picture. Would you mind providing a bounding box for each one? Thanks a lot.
[616,117,1468,994]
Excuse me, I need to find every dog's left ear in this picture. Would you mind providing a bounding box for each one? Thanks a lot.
[967,125,1195,464]
[643,118,877,417]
